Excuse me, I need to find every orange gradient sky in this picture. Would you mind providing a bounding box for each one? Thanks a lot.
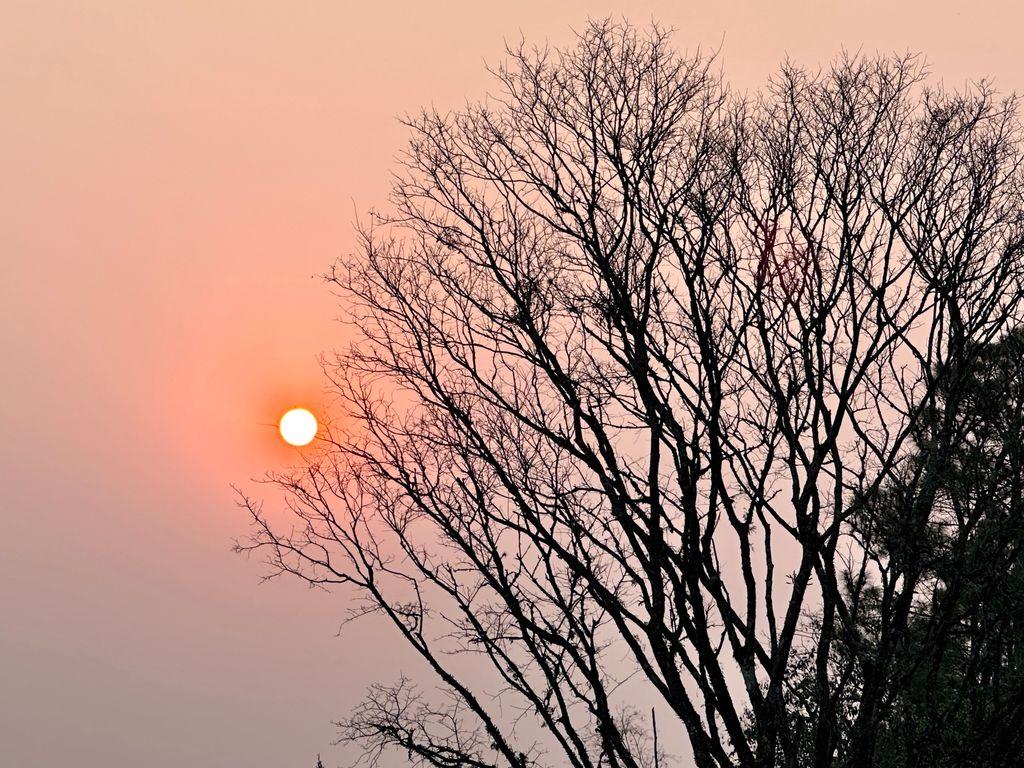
[2,2,1023,766]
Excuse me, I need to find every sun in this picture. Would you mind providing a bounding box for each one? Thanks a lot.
[279,407,318,446]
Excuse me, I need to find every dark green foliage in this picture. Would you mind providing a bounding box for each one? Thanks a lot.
[873,330,1024,767]
[781,330,1024,767]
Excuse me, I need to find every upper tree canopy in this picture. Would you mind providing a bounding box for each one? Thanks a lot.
[239,20,1024,768]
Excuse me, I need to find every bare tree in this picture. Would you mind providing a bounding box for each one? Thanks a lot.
[237,20,1024,768]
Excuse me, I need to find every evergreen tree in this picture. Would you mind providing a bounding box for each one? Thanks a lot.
[781,329,1024,766]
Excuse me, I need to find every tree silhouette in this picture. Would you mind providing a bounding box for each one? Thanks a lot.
[237,20,1024,768]
[779,329,1024,767]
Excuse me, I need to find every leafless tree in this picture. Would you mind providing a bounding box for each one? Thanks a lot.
[237,20,1024,768]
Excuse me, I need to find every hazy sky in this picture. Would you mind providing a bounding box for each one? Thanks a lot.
[3,2,1022,766]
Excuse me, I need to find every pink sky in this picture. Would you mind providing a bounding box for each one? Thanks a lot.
[3,2,1022,766]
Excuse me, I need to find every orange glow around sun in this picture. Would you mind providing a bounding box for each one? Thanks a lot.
[279,408,318,446]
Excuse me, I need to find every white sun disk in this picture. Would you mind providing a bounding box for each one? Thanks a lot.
[279,408,318,446]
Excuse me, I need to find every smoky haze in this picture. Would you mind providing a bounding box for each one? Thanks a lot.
[2,2,1022,767]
